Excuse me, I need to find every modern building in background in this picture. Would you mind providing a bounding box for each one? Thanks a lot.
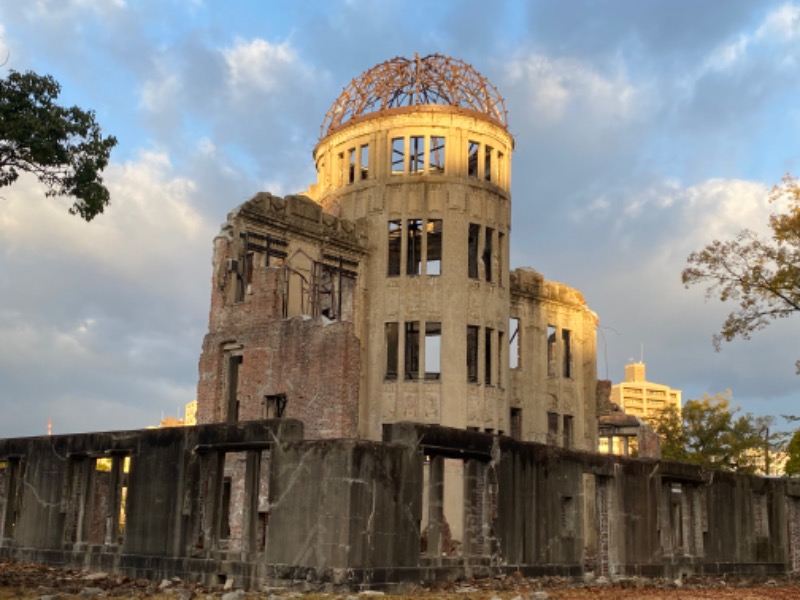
[611,361,681,422]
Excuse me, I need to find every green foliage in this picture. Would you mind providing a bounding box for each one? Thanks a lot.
[786,430,800,476]
[652,391,779,474]
[682,174,800,374]
[0,70,117,221]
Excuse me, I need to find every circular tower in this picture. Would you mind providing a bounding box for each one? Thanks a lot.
[311,55,514,440]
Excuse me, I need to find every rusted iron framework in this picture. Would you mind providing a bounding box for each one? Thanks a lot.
[321,54,508,138]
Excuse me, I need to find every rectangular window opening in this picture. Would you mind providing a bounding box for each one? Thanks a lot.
[484,145,493,182]
[510,408,522,441]
[468,223,480,279]
[348,148,356,184]
[498,232,505,286]
[468,141,479,178]
[509,318,520,369]
[385,322,399,381]
[497,331,504,388]
[264,394,287,419]
[547,411,559,445]
[563,414,574,449]
[391,137,405,174]
[359,144,369,180]
[547,325,557,377]
[426,219,442,275]
[485,328,493,385]
[424,322,441,380]
[220,476,232,540]
[405,321,420,380]
[497,152,504,185]
[388,220,402,276]
[467,325,479,383]
[562,329,572,378]
[410,135,425,174]
[227,354,243,424]
[406,219,423,275]
[429,136,445,174]
[483,227,493,282]
[337,152,345,186]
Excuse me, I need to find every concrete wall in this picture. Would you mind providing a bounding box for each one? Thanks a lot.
[4,422,796,590]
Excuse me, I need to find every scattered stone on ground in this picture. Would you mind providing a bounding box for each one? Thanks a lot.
[1,560,800,599]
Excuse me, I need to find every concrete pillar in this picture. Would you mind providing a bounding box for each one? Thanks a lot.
[427,456,444,558]
[104,456,123,546]
[242,450,261,556]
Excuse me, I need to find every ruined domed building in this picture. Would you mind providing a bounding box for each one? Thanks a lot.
[2,56,794,591]
[196,54,599,450]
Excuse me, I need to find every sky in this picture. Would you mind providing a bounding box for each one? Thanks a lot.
[0,0,798,438]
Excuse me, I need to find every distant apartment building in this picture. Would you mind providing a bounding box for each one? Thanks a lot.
[611,362,681,422]
[598,362,680,456]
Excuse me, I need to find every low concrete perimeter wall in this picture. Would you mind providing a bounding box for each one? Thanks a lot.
[0,421,798,590]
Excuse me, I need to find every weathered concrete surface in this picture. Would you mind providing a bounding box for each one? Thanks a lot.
[1,422,798,590]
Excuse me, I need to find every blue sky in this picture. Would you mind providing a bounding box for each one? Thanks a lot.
[0,0,798,437]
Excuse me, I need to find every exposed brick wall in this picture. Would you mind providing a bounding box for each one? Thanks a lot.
[196,194,364,440]
[198,317,360,439]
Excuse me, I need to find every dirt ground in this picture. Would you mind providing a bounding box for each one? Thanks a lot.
[2,561,800,599]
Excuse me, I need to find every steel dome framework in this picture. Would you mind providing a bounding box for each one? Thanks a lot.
[320,54,508,138]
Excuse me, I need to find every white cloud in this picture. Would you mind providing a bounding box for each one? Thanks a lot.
[139,70,181,113]
[704,35,750,72]
[756,3,800,42]
[504,53,642,124]
[223,38,299,94]
[0,151,212,291]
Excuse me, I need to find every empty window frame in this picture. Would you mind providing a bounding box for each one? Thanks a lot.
[547,325,557,377]
[509,318,520,369]
[410,135,425,174]
[385,322,399,380]
[227,354,243,423]
[483,227,493,282]
[391,137,405,174]
[348,148,356,184]
[388,220,402,276]
[484,145,493,182]
[497,151,505,186]
[562,329,572,378]
[406,219,423,275]
[497,330,504,388]
[426,219,442,275]
[429,136,445,174]
[510,408,522,441]
[563,414,574,448]
[484,328,493,385]
[359,144,369,180]
[468,223,480,279]
[468,140,479,178]
[547,411,559,445]
[337,151,345,186]
[264,394,287,419]
[466,325,479,383]
[405,321,420,380]
[498,232,505,286]
[425,322,441,380]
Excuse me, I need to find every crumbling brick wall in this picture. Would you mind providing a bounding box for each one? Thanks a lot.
[197,316,360,439]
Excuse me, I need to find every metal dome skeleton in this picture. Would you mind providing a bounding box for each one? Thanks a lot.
[320,54,508,138]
